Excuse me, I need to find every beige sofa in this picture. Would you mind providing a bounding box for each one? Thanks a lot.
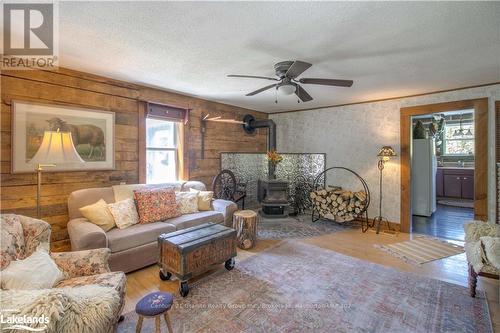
[67,181,237,273]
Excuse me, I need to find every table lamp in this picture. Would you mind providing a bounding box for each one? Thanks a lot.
[373,146,397,234]
[29,129,84,218]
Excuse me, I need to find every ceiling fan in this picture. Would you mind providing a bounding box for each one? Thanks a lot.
[227,60,353,103]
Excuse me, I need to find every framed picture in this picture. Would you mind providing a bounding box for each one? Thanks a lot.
[12,101,115,173]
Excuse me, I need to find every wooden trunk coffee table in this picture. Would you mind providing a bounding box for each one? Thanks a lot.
[158,222,237,297]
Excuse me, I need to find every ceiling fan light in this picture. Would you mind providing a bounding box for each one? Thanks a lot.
[278,84,296,96]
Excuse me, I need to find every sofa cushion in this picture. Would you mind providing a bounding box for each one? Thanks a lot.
[181,181,207,192]
[167,211,224,230]
[55,271,126,294]
[106,222,176,253]
[189,188,214,211]
[176,192,199,215]
[68,187,115,220]
[112,183,184,202]
[134,188,180,224]
[108,198,139,229]
[79,199,116,232]
[1,249,64,290]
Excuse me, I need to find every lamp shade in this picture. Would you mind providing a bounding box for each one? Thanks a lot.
[29,130,85,165]
[377,146,397,158]
[278,84,296,95]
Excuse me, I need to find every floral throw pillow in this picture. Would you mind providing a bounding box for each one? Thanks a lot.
[134,188,180,224]
[176,192,199,215]
[107,198,139,229]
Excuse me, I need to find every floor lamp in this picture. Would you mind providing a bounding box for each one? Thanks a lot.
[372,146,397,234]
[29,130,84,218]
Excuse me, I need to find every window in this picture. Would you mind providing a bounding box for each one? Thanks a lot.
[146,118,178,183]
[443,122,474,155]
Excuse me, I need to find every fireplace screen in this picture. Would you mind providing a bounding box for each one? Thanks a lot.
[220,153,325,210]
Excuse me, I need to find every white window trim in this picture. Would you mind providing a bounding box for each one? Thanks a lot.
[145,118,179,183]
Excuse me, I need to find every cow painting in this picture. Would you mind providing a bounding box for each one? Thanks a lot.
[13,101,114,172]
[46,117,106,159]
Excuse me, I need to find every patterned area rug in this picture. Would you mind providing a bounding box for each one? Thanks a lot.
[375,235,464,265]
[257,215,351,239]
[118,241,492,333]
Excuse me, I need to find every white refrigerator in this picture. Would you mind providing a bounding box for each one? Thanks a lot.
[412,138,437,217]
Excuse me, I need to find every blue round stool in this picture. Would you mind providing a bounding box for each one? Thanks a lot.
[135,292,174,333]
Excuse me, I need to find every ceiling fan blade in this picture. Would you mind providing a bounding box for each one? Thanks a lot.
[246,83,278,96]
[227,74,279,81]
[285,61,312,79]
[295,84,313,102]
[299,78,353,87]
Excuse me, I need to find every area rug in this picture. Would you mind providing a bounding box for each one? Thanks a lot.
[257,215,351,239]
[375,235,464,265]
[117,241,492,333]
[437,199,474,209]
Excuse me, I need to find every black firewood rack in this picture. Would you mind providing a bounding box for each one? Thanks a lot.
[311,166,370,232]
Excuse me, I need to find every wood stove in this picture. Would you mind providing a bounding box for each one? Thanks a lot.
[242,114,290,218]
[257,179,290,218]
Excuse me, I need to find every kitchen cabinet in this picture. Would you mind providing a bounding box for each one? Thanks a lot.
[438,168,474,199]
[436,169,444,197]
[444,174,464,197]
[461,174,474,199]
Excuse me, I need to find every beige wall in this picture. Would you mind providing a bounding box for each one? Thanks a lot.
[271,84,500,223]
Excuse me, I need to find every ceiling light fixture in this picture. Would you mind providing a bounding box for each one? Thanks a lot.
[453,113,465,137]
[277,84,296,96]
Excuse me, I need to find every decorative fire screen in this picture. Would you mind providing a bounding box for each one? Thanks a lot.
[220,153,325,210]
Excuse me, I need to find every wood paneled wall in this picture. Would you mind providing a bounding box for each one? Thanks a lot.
[0,68,267,251]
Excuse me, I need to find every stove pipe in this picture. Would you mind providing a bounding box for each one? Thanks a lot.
[242,114,276,151]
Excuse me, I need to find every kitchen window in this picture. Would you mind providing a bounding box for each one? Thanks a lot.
[443,123,474,156]
[146,118,179,183]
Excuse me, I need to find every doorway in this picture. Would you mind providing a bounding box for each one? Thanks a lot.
[400,98,489,236]
[410,110,474,241]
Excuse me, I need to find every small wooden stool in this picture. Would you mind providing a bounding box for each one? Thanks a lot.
[232,210,258,249]
[135,292,174,333]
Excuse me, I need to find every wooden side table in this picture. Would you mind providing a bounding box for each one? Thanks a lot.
[232,210,258,249]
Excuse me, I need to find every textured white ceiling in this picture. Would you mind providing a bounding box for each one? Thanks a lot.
[58,2,500,113]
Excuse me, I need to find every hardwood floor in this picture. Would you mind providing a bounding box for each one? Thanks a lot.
[412,204,474,241]
[125,228,499,331]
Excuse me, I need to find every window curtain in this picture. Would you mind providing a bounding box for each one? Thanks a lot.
[176,123,186,180]
[146,102,189,180]
[146,102,188,123]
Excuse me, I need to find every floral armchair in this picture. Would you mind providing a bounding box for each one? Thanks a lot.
[1,214,126,333]
[464,220,500,297]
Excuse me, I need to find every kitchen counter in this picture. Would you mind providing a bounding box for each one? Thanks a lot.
[437,166,475,170]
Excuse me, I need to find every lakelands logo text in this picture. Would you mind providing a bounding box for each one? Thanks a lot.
[1,309,49,332]
[1,2,58,70]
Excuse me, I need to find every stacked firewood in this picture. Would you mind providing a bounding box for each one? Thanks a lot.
[310,187,367,222]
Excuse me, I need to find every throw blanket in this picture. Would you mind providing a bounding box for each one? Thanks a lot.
[465,236,500,272]
[0,285,120,333]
